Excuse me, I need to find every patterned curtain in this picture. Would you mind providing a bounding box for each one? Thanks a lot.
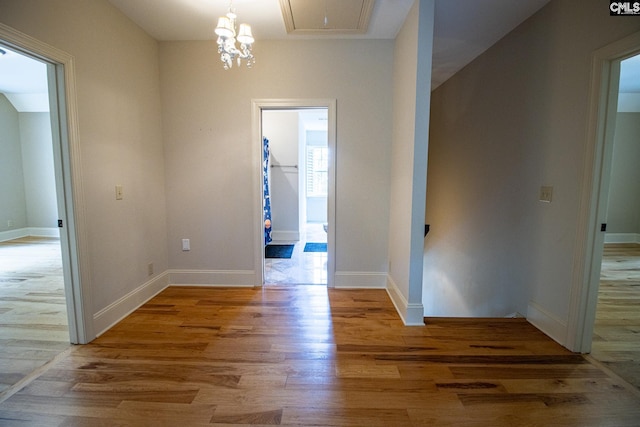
[263,137,272,246]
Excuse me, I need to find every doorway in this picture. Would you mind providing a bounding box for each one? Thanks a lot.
[252,99,336,288]
[0,44,71,395]
[568,31,640,356]
[262,109,329,285]
[0,26,87,398]
[589,52,640,389]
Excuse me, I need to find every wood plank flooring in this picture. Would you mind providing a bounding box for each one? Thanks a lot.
[591,243,640,390]
[1,286,639,426]
[0,237,70,396]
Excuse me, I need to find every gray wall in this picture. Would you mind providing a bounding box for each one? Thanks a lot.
[424,0,640,328]
[160,39,393,277]
[19,112,58,228]
[0,0,169,322]
[607,112,640,235]
[0,94,27,233]
[0,100,55,235]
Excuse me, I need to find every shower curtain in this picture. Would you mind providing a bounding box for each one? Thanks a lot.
[263,137,272,246]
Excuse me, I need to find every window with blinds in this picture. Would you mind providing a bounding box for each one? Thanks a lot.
[306,146,328,197]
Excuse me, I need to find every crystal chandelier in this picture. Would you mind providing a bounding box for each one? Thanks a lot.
[215,1,255,70]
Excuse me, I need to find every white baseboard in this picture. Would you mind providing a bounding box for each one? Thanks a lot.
[270,231,300,243]
[604,233,640,244]
[0,227,59,242]
[168,269,257,287]
[93,269,257,338]
[93,271,170,337]
[0,228,27,242]
[527,301,567,346]
[386,275,425,326]
[27,227,60,237]
[334,271,387,289]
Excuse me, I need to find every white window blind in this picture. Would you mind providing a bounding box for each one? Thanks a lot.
[306,146,328,197]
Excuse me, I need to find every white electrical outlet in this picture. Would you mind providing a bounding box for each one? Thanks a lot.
[539,186,553,203]
[147,262,154,276]
[182,239,190,251]
[7,220,14,228]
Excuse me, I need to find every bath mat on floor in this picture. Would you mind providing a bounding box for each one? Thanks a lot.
[304,243,327,252]
[265,244,294,259]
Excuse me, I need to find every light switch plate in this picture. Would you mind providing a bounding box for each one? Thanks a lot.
[115,185,123,200]
[539,185,553,203]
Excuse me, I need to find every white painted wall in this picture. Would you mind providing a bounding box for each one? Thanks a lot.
[0,99,56,238]
[424,0,640,342]
[160,39,393,286]
[262,110,300,242]
[0,0,169,334]
[606,112,640,236]
[19,112,58,228]
[387,0,434,324]
[0,94,27,232]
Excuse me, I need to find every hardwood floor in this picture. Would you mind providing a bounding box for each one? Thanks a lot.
[0,237,70,396]
[1,286,639,426]
[591,243,640,390]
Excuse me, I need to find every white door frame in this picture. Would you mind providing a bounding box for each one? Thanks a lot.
[252,99,337,287]
[566,30,640,353]
[0,23,93,344]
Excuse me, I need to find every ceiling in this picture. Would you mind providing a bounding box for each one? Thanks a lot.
[0,47,49,112]
[620,53,640,92]
[106,0,553,89]
[106,0,412,40]
[2,0,639,112]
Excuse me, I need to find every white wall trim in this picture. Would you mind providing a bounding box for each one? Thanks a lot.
[527,301,567,347]
[604,233,640,244]
[27,227,60,237]
[269,231,300,243]
[404,302,425,326]
[0,227,60,242]
[386,275,425,326]
[334,271,387,289]
[0,228,28,242]
[93,272,170,337]
[168,269,257,287]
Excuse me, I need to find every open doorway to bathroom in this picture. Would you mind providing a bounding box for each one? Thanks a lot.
[262,108,329,285]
